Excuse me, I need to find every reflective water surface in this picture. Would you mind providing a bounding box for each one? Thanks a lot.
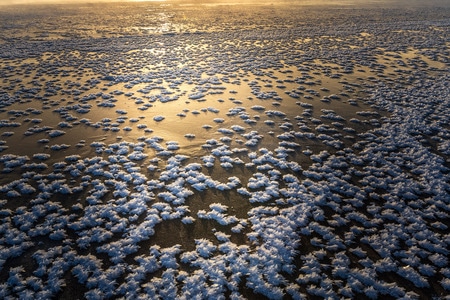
[0,1,449,299]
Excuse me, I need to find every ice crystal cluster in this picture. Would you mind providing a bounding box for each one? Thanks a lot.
[0,1,449,299]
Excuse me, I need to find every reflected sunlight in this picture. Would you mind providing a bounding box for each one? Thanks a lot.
[0,0,449,299]
[2,0,448,7]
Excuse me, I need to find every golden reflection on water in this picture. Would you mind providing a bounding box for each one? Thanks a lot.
[0,50,387,178]
[0,3,449,298]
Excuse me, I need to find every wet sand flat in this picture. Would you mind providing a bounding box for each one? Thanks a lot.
[0,1,449,299]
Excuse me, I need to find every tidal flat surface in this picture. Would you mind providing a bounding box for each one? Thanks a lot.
[0,1,449,299]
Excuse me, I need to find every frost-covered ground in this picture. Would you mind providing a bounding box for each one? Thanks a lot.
[0,1,449,299]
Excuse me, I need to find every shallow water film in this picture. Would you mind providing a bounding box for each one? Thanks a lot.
[0,1,449,299]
